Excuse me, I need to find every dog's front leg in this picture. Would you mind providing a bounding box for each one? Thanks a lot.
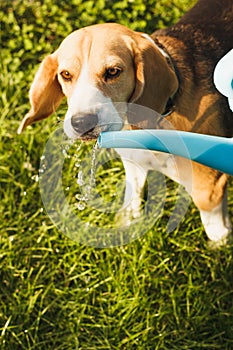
[116,150,148,226]
[115,148,164,226]
[115,149,184,227]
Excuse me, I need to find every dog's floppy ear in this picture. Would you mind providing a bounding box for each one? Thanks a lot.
[18,54,64,134]
[129,34,178,114]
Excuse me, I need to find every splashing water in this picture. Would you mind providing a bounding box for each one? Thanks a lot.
[75,142,98,211]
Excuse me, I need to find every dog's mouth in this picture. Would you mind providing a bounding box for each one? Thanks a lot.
[64,102,129,141]
[79,128,100,141]
[78,122,125,141]
[67,111,123,141]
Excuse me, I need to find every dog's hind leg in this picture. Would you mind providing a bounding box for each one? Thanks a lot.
[116,149,161,226]
[191,166,232,246]
[199,189,232,246]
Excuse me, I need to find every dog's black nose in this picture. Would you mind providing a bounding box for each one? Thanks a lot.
[71,113,98,135]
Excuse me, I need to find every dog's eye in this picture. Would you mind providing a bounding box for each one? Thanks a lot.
[105,67,122,80]
[60,70,72,81]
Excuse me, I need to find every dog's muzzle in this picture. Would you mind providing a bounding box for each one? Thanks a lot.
[71,113,99,138]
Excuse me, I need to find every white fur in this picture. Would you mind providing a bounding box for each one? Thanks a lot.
[116,149,158,218]
[200,190,232,243]
[200,206,228,242]
[63,61,123,139]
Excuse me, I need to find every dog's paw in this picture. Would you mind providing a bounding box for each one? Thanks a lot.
[208,232,233,249]
[114,209,141,228]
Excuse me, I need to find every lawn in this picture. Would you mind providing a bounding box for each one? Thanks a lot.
[1,1,233,349]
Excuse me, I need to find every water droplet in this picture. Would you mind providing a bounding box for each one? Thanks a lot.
[75,193,84,201]
[62,149,68,157]
[77,201,86,211]
[84,185,92,194]
[31,174,39,182]
[76,143,82,153]
[77,171,84,186]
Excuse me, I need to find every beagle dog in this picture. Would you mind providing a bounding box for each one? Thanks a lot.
[18,0,233,245]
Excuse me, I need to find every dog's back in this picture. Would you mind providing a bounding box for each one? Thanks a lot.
[155,0,233,58]
[152,0,233,136]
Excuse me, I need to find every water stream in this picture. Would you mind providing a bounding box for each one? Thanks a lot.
[74,142,98,211]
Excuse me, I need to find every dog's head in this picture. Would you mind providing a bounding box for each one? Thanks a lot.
[18,23,178,139]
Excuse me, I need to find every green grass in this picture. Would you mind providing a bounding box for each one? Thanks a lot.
[1,1,233,349]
